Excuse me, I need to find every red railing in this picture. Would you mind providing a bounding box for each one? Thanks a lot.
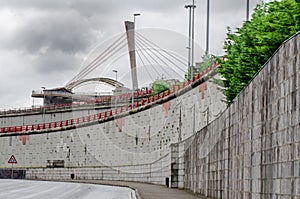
[0,65,218,134]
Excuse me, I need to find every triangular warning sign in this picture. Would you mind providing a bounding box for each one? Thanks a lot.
[8,155,17,164]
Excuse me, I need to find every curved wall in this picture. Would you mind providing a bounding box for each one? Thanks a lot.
[0,71,226,186]
[173,32,300,198]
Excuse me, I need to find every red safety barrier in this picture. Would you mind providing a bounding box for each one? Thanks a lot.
[16,127,21,132]
[156,94,160,100]
[151,96,154,102]
[44,123,49,129]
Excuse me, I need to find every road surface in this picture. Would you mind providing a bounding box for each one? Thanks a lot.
[0,179,136,199]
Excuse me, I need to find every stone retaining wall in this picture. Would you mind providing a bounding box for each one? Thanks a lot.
[171,32,300,198]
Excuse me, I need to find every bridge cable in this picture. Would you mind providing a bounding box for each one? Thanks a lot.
[136,33,187,73]
[136,37,183,79]
[135,39,175,79]
[136,32,188,69]
[67,34,127,85]
[70,36,127,83]
[135,47,155,81]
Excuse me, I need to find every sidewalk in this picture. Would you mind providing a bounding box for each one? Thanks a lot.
[67,180,211,199]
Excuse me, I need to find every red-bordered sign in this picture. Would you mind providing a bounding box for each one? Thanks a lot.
[8,155,17,164]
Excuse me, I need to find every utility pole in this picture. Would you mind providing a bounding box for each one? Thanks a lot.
[246,0,250,21]
[185,2,196,80]
[206,0,210,55]
[113,70,118,81]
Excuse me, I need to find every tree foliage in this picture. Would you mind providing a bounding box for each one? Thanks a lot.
[152,80,169,95]
[218,0,300,104]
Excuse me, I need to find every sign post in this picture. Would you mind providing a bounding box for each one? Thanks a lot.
[8,155,18,179]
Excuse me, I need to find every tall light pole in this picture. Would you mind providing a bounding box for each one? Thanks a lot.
[206,0,210,55]
[41,87,46,123]
[185,2,196,80]
[191,0,195,80]
[41,87,46,107]
[113,70,118,81]
[246,0,250,21]
[131,13,140,108]
[133,13,140,25]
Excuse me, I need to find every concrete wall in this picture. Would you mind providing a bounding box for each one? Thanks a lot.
[26,152,171,186]
[0,65,226,187]
[172,33,300,198]
[0,76,225,169]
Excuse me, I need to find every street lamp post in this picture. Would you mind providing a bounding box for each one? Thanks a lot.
[185,2,196,80]
[41,87,46,107]
[206,0,210,55]
[246,0,250,21]
[113,70,118,81]
[41,87,46,122]
[133,13,141,25]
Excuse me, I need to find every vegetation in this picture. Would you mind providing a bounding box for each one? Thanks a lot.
[198,54,215,72]
[151,80,170,95]
[218,0,300,104]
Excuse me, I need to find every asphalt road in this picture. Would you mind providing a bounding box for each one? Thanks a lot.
[0,179,136,199]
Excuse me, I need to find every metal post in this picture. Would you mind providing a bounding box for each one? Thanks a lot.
[185,3,196,80]
[191,0,195,81]
[246,0,250,21]
[113,70,118,81]
[206,0,210,55]
[41,87,46,122]
[185,5,192,80]
[11,163,13,179]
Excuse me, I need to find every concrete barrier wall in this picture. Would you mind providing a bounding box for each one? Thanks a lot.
[26,152,171,186]
[172,33,300,198]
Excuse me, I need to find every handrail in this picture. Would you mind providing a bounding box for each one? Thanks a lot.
[0,64,218,135]
[0,89,155,115]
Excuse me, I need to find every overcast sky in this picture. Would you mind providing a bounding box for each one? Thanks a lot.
[0,0,270,109]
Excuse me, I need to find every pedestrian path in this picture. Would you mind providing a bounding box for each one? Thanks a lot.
[67,180,211,199]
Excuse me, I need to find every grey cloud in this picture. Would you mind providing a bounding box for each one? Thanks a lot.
[8,10,99,54]
[0,0,269,109]
[32,50,80,74]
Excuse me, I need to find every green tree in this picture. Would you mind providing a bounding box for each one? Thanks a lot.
[218,0,300,104]
[152,80,169,95]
